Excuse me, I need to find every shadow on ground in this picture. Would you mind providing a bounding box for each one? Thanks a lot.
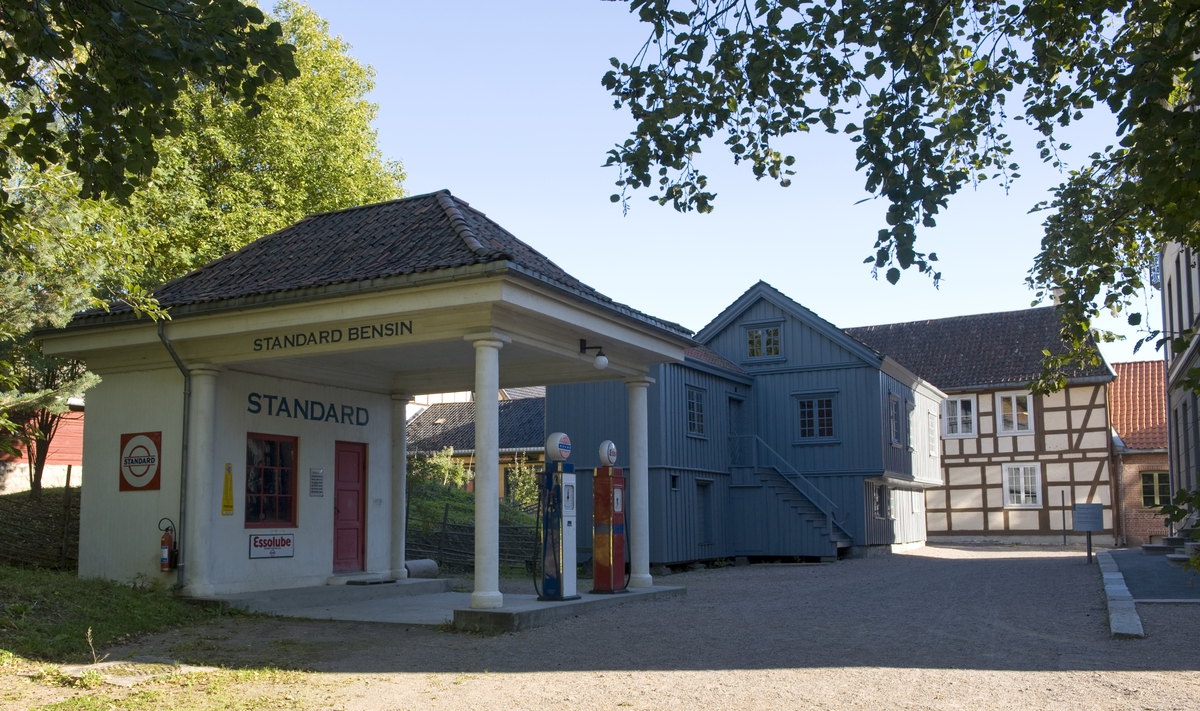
[102,546,1200,675]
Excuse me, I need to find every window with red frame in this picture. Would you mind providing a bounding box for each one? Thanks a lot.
[246,433,297,527]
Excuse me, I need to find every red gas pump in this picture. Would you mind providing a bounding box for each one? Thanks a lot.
[591,440,627,594]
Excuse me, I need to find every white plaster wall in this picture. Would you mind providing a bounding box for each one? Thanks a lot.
[77,367,394,594]
[79,368,185,585]
[205,371,392,594]
[0,463,83,494]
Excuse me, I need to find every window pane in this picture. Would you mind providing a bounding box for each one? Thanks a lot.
[1015,395,1030,431]
[799,400,814,438]
[277,496,293,523]
[280,469,292,496]
[247,438,263,467]
[1023,466,1037,504]
[817,398,834,438]
[245,495,261,523]
[947,401,959,434]
[961,399,973,434]
[764,327,780,356]
[747,329,762,358]
[263,439,278,467]
[281,442,295,468]
[246,467,261,494]
[1001,397,1014,432]
[1006,468,1021,505]
[1158,472,1171,502]
[263,469,277,495]
[261,496,276,522]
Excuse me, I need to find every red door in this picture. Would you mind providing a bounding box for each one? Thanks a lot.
[333,441,366,572]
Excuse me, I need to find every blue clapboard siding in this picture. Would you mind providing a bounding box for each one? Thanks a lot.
[879,371,916,477]
[545,281,945,565]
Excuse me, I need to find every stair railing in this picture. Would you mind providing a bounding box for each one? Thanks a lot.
[729,434,850,539]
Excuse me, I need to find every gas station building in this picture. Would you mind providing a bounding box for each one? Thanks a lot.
[41,190,692,608]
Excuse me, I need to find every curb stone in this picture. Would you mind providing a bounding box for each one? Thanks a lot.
[1096,550,1145,639]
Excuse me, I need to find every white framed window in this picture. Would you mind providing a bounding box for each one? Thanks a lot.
[745,325,781,359]
[1003,463,1042,508]
[686,386,706,437]
[927,412,938,457]
[996,391,1034,435]
[943,396,976,438]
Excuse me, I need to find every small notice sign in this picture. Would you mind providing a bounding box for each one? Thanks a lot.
[1073,503,1104,532]
[221,463,234,516]
[249,534,294,559]
[309,468,324,497]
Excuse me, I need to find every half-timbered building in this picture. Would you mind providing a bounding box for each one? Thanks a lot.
[847,308,1117,543]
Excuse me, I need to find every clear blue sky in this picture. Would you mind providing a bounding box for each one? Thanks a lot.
[298,0,1159,365]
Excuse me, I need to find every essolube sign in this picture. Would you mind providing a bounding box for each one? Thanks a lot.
[249,534,294,559]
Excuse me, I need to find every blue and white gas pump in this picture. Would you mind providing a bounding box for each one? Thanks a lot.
[537,432,579,601]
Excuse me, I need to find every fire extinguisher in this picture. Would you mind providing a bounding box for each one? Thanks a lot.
[158,518,177,572]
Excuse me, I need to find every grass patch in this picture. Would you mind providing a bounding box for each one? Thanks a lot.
[0,564,212,663]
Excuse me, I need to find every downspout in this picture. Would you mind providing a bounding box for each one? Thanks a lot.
[157,321,190,588]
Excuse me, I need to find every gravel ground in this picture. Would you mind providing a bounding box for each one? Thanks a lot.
[18,545,1200,709]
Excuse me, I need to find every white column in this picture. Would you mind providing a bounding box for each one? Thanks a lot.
[626,375,654,588]
[390,393,413,580]
[182,365,220,597]
[470,337,504,609]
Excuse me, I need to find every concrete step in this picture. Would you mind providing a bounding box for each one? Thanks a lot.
[1142,544,1176,555]
[1163,536,1186,547]
[1166,553,1193,568]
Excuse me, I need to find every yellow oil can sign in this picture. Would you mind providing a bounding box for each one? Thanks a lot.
[221,463,234,516]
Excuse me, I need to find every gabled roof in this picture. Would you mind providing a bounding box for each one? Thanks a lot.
[72,190,690,337]
[845,307,1114,391]
[407,398,544,454]
[695,281,882,366]
[1110,361,1167,451]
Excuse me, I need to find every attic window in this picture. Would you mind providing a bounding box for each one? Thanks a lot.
[434,418,447,425]
[746,326,781,359]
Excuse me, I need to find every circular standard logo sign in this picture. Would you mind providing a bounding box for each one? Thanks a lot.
[120,432,162,491]
[545,432,572,461]
[599,439,618,466]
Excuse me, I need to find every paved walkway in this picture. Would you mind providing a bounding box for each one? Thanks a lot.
[1108,548,1200,601]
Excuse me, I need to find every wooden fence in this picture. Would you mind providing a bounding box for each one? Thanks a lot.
[406,506,539,572]
[0,487,80,570]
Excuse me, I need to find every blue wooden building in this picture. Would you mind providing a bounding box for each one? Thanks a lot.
[546,282,945,564]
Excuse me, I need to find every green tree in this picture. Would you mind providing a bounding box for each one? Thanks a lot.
[603,0,1195,386]
[120,1,406,284]
[0,0,298,212]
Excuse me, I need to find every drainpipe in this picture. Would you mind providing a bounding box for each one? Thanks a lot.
[157,321,190,588]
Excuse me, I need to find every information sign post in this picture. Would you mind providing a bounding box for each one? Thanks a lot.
[1072,503,1104,563]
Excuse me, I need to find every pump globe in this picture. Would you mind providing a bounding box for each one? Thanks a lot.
[593,353,609,370]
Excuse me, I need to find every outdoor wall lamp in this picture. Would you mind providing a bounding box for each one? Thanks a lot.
[580,339,609,370]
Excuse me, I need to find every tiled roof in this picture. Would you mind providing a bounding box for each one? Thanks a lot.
[1110,361,1167,450]
[75,191,690,336]
[407,398,544,453]
[845,306,1113,391]
[684,345,746,374]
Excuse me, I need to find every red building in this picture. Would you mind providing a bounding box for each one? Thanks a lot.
[1110,361,1171,546]
[0,408,84,494]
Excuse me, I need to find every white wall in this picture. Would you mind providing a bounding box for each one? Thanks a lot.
[79,368,185,584]
[79,367,394,594]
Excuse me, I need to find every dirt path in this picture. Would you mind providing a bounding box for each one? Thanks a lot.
[7,545,1199,709]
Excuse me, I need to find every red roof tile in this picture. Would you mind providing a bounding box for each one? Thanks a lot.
[1110,361,1167,450]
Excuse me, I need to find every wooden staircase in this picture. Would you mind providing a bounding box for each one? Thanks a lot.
[756,467,854,552]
